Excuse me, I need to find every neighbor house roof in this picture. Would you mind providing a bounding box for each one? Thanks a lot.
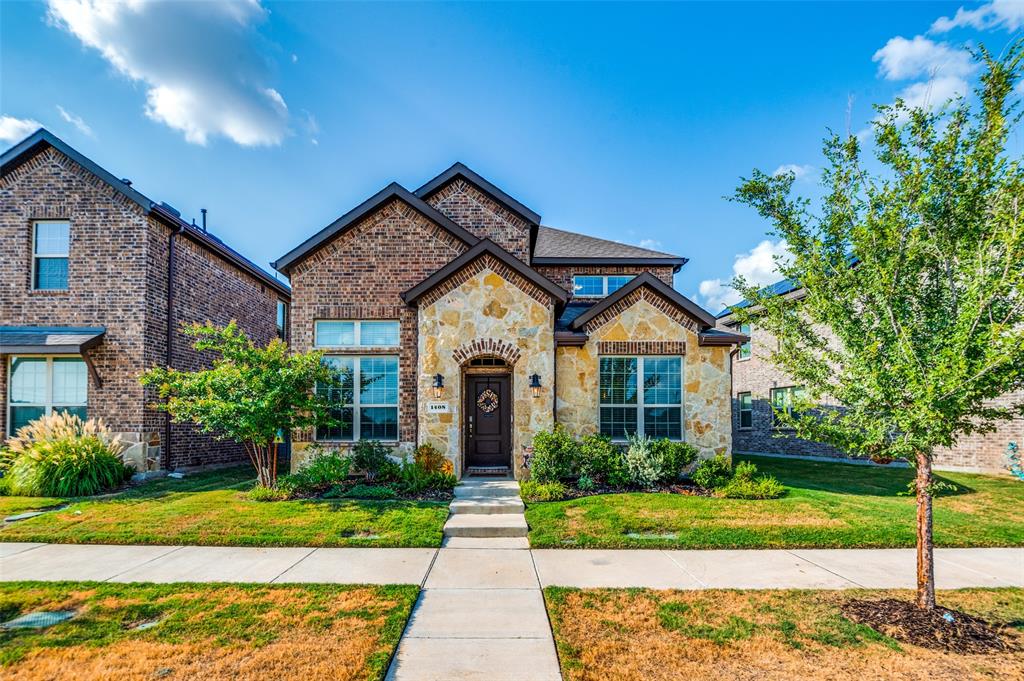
[414,162,542,226]
[715,277,801,320]
[0,129,289,298]
[272,182,479,274]
[401,238,568,306]
[569,272,717,330]
[532,226,688,271]
[0,326,106,354]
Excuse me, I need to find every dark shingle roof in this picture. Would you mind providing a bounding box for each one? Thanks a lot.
[716,277,801,319]
[533,226,687,270]
[0,327,106,354]
[556,302,597,331]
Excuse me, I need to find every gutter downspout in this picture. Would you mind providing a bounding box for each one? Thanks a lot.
[163,222,185,471]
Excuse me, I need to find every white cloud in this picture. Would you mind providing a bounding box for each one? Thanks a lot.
[46,0,288,147]
[872,36,976,113]
[638,238,663,250]
[56,105,93,137]
[931,0,1024,33]
[772,164,815,181]
[698,239,793,312]
[0,115,42,144]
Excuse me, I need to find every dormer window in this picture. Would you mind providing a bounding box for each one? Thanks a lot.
[32,221,70,290]
[572,275,634,298]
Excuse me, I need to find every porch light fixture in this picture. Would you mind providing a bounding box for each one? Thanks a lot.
[529,373,542,398]
[432,374,444,399]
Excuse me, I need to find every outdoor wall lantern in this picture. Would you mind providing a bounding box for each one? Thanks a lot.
[529,373,542,398]
[433,374,444,399]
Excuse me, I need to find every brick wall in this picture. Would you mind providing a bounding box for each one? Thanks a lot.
[422,179,532,263]
[534,264,675,295]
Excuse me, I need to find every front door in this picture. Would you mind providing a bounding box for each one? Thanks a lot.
[465,374,511,469]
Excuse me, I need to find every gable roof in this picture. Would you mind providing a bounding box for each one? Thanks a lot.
[569,271,716,330]
[272,182,479,274]
[401,238,568,306]
[1,128,289,298]
[414,162,542,226]
[532,225,688,271]
[715,277,801,320]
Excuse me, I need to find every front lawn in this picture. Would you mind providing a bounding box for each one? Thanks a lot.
[0,466,450,548]
[525,455,1024,549]
[545,587,1024,680]
[0,581,417,680]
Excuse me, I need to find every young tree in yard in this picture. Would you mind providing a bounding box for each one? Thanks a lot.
[140,322,345,488]
[730,44,1024,610]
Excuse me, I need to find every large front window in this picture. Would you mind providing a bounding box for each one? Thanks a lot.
[599,356,682,440]
[8,356,87,434]
[33,221,70,290]
[317,356,399,441]
[315,320,399,348]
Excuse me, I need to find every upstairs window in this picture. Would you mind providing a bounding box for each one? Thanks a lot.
[276,301,288,341]
[33,221,70,290]
[572,275,634,298]
[315,320,400,348]
[738,323,751,360]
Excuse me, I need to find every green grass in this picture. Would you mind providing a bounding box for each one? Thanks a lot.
[0,581,418,680]
[526,455,1024,549]
[0,466,450,548]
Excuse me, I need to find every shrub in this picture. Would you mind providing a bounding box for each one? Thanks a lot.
[414,442,452,474]
[719,460,786,499]
[344,484,397,500]
[530,426,581,482]
[350,440,394,480]
[279,447,351,497]
[247,484,291,502]
[578,434,628,486]
[653,439,699,483]
[624,434,664,488]
[691,454,733,490]
[520,480,567,502]
[576,474,596,492]
[393,458,455,496]
[5,412,131,497]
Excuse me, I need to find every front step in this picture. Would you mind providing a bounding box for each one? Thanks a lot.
[450,497,525,515]
[454,480,521,499]
[443,513,529,538]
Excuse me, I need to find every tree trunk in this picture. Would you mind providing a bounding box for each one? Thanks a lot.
[915,450,936,610]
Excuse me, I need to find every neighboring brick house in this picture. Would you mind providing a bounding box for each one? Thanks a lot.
[275,163,746,477]
[1,129,290,471]
[717,279,1022,474]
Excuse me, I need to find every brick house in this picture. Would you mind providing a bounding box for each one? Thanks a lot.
[717,279,1022,474]
[1,129,290,471]
[275,163,746,477]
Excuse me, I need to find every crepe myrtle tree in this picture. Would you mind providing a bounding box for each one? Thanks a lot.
[140,321,346,488]
[729,44,1024,610]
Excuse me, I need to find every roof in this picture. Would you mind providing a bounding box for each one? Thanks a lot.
[716,277,801,319]
[556,301,596,331]
[570,272,717,330]
[1,129,289,298]
[0,326,106,354]
[415,162,542,226]
[532,226,688,271]
[273,182,479,274]
[697,327,750,347]
[401,238,568,306]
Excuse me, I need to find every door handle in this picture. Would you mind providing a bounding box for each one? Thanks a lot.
[468,415,474,436]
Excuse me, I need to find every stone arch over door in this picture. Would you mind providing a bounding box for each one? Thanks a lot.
[452,338,522,367]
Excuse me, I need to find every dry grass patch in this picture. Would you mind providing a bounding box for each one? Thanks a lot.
[0,582,418,681]
[544,588,1024,681]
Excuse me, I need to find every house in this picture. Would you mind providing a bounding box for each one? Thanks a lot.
[717,278,1022,474]
[0,129,290,471]
[274,163,746,477]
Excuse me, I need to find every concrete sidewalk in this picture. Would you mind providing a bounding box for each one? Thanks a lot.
[0,542,1020,589]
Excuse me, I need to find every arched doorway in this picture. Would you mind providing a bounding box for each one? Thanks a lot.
[462,355,513,473]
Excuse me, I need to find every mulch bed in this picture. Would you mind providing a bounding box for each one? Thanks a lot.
[560,480,715,500]
[842,598,1020,654]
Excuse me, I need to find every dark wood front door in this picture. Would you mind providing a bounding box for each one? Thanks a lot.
[465,374,511,469]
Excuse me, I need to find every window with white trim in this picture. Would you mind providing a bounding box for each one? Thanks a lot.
[599,356,682,440]
[7,356,87,434]
[314,320,399,348]
[572,275,634,298]
[317,356,398,441]
[32,221,70,290]
[738,391,753,429]
[738,323,751,360]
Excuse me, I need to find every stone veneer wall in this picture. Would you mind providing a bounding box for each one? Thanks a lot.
[556,297,732,459]
[417,264,555,478]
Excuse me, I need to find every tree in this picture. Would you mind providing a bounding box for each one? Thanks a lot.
[140,322,345,488]
[730,43,1024,610]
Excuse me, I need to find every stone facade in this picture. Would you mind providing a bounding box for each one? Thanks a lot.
[1,140,287,471]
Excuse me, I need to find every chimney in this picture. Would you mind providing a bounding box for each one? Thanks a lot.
[201,208,207,233]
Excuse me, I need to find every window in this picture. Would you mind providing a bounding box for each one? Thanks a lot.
[32,221,70,290]
[469,357,507,367]
[8,356,87,434]
[572,275,635,298]
[738,392,753,429]
[315,320,399,348]
[317,356,399,441]
[770,386,805,427]
[276,301,288,341]
[599,356,682,440]
[738,323,751,360]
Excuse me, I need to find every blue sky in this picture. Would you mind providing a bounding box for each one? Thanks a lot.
[2,1,1022,312]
